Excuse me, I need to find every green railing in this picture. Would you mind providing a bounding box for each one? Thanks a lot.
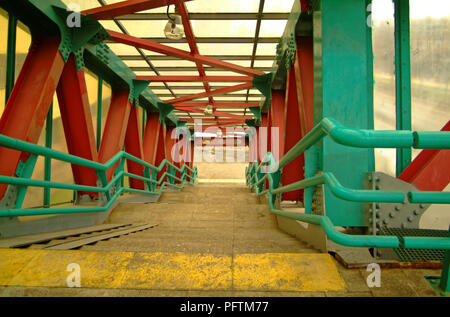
[245,117,450,250]
[0,133,197,217]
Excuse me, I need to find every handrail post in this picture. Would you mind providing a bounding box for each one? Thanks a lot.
[44,102,53,207]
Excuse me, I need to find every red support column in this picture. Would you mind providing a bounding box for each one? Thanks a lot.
[142,112,161,165]
[155,122,167,180]
[296,37,315,134]
[0,36,65,199]
[98,89,131,181]
[188,139,195,170]
[281,60,305,202]
[124,106,145,189]
[56,55,99,196]
[399,121,450,191]
[270,90,286,162]
[165,126,181,182]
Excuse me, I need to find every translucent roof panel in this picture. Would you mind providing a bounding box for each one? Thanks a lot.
[84,0,296,124]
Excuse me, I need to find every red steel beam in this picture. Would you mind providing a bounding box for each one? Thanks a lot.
[175,102,259,108]
[107,30,264,76]
[154,122,167,180]
[124,106,145,189]
[165,82,253,104]
[399,121,450,191]
[296,37,315,135]
[0,36,65,199]
[174,107,204,113]
[212,111,254,120]
[98,89,132,181]
[142,112,161,165]
[196,122,243,131]
[56,56,99,196]
[137,76,253,83]
[179,117,248,122]
[281,57,306,202]
[82,0,191,20]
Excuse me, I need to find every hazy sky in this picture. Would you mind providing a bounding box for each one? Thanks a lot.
[373,0,450,20]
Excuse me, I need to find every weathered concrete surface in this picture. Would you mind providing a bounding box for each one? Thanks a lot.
[0,162,442,297]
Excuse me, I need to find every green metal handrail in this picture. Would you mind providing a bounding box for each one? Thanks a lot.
[245,117,450,250]
[0,133,198,217]
[278,117,450,170]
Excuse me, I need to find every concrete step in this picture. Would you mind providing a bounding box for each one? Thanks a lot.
[0,248,345,293]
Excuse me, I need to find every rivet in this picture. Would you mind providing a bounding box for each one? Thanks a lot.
[375,203,380,209]
[413,210,419,215]
[407,216,413,222]
[389,212,395,218]
[395,206,400,211]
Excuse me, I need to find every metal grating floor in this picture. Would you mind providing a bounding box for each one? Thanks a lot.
[379,227,448,262]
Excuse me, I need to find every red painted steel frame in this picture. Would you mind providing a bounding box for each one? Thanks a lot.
[125,106,145,189]
[98,89,132,181]
[56,55,99,195]
[154,121,167,180]
[399,121,450,191]
[270,90,286,158]
[165,83,253,105]
[142,112,161,165]
[175,1,216,118]
[188,140,195,170]
[179,118,248,122]
[296,37,315,133]
[82,0,192,20]
[137,76,253,83]
[165,126,180,180]
[176,102,259,108]
[281,61,305,202]
[107,30,264,77]
[0,36,65,199]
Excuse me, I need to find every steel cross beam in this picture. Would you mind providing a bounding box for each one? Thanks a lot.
[95,0,192,120]
[175,102,259,107]
[107,30,265,76]
[180,118,249,122]
[83,0,192,20]
[165,82,253,104]
[244,0,265,119]
[174,1,217,121]
[136,76,253,82]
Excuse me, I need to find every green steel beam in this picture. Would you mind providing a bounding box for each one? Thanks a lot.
[43,102,53,207]
[394,0,412,176]
[5,13,17,104]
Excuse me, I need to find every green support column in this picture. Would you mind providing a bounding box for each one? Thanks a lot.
[97,77,103,151]
[394,0,412,176]
[5,14,17,104]
[44,102,53,207]
[313,0,374,226]
[439,226,450,293]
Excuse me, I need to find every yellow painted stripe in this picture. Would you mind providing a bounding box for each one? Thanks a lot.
[0,249,344,292]
[234,253,346,292]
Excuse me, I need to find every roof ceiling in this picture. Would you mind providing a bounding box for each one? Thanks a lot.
[63,0,294,129]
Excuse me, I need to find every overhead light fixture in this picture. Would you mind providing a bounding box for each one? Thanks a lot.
[164,5,184,40]
[204,105,213,115]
